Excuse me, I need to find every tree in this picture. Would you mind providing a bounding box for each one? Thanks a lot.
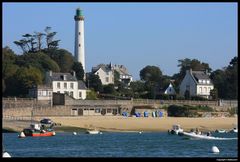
[103,84,116,94]
[2,79,5,93]
[210,88,218,100]
[225,56,238,99]
[15,67,43,96]
[72,62,84,80]
[34,32,45,52]
[87,74,103,92]
[114,70,120,84]
[2,47,18,79]
[210,57,238,99]
[86,89,98,100]
[210,69,226,99]
[48,49,74,72]
[15,52,60,74]
[140,65,162,83]
[44,26,60,50]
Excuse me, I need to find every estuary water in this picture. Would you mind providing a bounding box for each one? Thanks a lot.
[2,132,238,158]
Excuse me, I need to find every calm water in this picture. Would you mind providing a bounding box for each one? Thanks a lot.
[3,132,238,158]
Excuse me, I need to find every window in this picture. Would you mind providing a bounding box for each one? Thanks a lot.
[38,91,42,96]
[208,87,211,92]
[79,91,82,98]
[79,32,81,35]
[70,91,73,97]
[57,91,60,93]
[43,91,47,96]
[203,80,206,84]
[106,72,109,75]
[199,87,202,93]
[204,87,207,93]
[107,109,112,113]
[57,82,60,88]
[199,80,202,83]
[70,83,74,89]
[95,108,100,113]
[106,77,109,82]
[206,80,210,84]
[64,83,67,89]
[79,44,81,47]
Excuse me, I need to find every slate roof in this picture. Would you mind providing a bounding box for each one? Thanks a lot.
[191,71,213,85]
[92,64,112,73]
[50,73,78,81]
[192,71,210,80]
[78,80,87,90]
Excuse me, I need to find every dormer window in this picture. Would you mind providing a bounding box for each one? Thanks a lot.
[206,80,210,84]
[199,80,202,83]
[61,75,67,80]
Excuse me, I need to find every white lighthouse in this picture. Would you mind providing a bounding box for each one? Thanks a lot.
[74,8,85,73]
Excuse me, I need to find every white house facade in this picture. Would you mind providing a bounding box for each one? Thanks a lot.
[92,64,114,85]
[45,71,87,100]
[179,69,214,99]
[113,64,133,86]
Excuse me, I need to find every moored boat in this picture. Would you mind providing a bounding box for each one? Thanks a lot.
[181,131,237,140]
[215,129,226,133]
[2,151,11,158]
[21,124,56,137]
[229,127,238,133]
[168,124,183,135]
[86,129,100,134]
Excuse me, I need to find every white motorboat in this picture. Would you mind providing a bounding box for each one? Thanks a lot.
[215,129,226,133]
[86,129,100,134]
[168,125,183,135]
[229,127,238,133]
[181,132,237,140]
[2,151,11,158]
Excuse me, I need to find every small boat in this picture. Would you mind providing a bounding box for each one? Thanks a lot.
[168,125,183,135]
[215,129,226,133]
[86,129,100,134]
[21,124,56,137]
[181,132,237,140]
[229,127,238,133]
[2,151,11,158]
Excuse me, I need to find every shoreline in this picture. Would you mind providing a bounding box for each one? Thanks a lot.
[3,116,237,133]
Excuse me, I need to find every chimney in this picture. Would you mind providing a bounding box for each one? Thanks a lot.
[72,71,76,77]
[49,70,52,77]
[205,69,209,75]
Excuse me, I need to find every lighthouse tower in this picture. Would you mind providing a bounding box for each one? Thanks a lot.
[74,8,85,73]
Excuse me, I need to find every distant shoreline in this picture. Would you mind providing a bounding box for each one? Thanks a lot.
[3,116,237,133]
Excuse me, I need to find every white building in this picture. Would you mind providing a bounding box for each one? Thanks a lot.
[92,64,114,85]
[45,71,87,100]
[28,85,53,105]
[164,83,176,95]
[113,64,133,86]
[74,8,85,75]
[179,69,214,99]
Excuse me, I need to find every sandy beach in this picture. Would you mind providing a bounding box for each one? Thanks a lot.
[3,116,237,133]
